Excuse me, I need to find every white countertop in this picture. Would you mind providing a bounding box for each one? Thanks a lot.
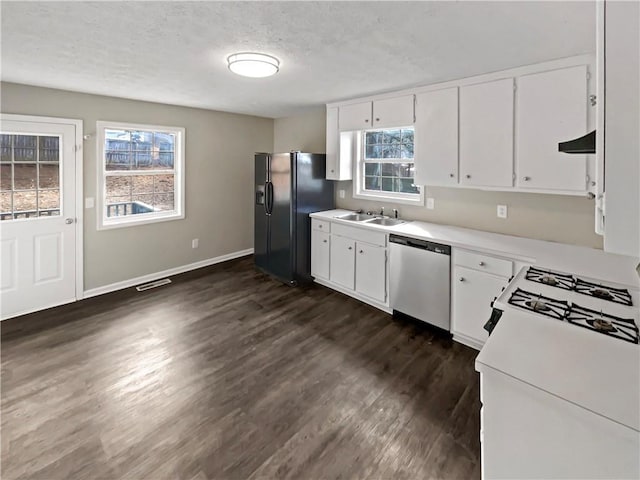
[475,309,640,432]
[311,209,640,287]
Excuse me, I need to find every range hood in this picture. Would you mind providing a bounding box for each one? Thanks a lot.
[558,130,596,154]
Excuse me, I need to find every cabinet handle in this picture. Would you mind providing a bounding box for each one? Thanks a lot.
[479,261,485,266]
[375,117,380,122]
[365,119,369,123]
[359,250,364,254]
[323,239,327,243]
[330,169,335,173]
[459,277,465,282]
[348,246,353,250]
[466,174,471,179]
[523,176,531,181]
[318,224,323,228]
[449,173,454,178]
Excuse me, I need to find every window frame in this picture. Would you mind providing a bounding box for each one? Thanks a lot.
[352,126,424,206]
[96,121,185,230]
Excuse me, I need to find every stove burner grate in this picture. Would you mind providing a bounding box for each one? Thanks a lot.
[508,288,570,320]
[574,278,633,306]
[525,267,574,291]
[566,303,639,344]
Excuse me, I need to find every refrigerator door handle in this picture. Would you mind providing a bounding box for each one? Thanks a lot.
[266,181,274,215]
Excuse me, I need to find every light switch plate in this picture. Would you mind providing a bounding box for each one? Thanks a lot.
[339,189,346,199]
[497,205,508,219]
[426,197,435,210]
[85,197,94,209]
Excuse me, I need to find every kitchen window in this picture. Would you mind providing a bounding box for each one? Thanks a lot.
[97,121,185,229]
[354,127,423,205]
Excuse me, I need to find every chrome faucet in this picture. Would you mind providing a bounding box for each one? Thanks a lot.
[379,207,385,216]
[392,208,399,219]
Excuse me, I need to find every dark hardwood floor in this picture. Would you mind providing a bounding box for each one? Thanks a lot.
[1,256,481,479]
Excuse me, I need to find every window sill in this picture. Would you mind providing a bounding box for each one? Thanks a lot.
[353,190,424,206]
[98,211,184,230]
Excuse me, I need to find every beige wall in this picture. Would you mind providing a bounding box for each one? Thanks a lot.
[1,82,274,290]
[273,107,326,153]
[274,107,603,249]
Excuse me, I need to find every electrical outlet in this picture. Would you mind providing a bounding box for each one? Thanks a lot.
[192,238,199,249]
[85,197,94,209]
[426,197,435,210]
[497,205,508,219]
[339,189,346,199]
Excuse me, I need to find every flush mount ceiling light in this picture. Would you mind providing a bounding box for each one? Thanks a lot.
[227,52,280,78]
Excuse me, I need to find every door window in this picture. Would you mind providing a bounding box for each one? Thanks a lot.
[0,134,61,220]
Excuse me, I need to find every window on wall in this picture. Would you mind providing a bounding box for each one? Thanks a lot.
[97,121,185,229]
[354,127,423,204]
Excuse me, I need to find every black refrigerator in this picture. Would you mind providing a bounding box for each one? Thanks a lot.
[254,152,334,285]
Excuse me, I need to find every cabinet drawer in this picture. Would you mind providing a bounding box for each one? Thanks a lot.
[455,249,513,278]
[312,219,331,233]
[332,223,386,246]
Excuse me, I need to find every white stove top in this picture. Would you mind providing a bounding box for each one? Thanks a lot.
[494,266,639,344]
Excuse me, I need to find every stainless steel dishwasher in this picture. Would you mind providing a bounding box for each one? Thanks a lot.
[389,234,451,331]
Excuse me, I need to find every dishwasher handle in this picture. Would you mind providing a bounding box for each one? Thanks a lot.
[389,234,451,255]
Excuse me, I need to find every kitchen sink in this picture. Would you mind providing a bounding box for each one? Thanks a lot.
[337,213,375,222]
[367,217,406,226]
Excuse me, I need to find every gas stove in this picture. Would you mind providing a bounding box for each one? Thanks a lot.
[490,266,640,344]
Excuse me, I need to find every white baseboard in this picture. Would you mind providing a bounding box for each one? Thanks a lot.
[83,248,254,299]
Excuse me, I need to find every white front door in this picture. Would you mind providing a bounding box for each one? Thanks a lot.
[1,116,82,320]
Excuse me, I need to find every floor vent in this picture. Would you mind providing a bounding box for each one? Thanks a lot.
[136,278,172,292]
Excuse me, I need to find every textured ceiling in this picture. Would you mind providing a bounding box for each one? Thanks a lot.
[1,1,595,118]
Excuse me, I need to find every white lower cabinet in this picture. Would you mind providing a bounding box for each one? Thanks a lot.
[329,235,356,289]
[452,249,513,350]
[480,368,640,479]
[311,219,389,308]
[355,242,387,302]
[311,230,330,280]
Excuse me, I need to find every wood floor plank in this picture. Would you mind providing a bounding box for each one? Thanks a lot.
[1,256,480,479]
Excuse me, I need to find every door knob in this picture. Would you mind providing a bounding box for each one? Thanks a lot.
[65,218,74,224]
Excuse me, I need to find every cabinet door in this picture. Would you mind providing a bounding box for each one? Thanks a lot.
[414,88,459,186]
[330,235,355,289]
[372,95,415,129]
[355,242,387,302]
[311,230,330,280]
[452,266,508,348]
[460,78,514,187]
[516,65,588,192]
[325,107,340,180]
[339,102,372,131]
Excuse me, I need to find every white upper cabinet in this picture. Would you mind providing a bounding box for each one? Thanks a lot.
[459,78,515,188]
[339,101,372,131]
[516,66,588,192]
[372,95,415,129]
[325,107,340,179]
[414,88,459,186]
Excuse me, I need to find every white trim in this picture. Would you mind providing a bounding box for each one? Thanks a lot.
[0,297,77,321]
[95,120,186,230]
[0,113,85,302]
[327,55,595,108]
[83,248,254,298]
